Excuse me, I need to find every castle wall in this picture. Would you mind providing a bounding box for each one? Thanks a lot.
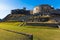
[52,16,60,22]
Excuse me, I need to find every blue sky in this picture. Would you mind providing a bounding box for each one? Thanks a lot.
[0,0,60,19]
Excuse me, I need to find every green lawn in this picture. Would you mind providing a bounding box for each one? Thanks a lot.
[0,22,60,40]
[0,29,28,40]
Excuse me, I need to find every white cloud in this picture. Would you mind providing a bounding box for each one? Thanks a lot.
[0,4,11,19]
[0,10,10,19]
[0,3,15,19]
[0,5,8,10]
[0,3,13,10]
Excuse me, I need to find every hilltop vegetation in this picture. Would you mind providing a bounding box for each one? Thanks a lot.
[0,22,60,40]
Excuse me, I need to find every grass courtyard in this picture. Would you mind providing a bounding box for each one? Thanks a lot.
[0,22,60,40]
